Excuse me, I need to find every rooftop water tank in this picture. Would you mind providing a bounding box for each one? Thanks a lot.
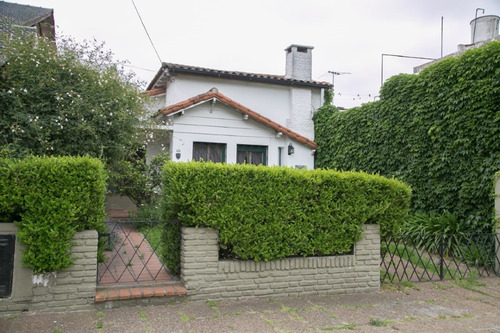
[470,15,500,43]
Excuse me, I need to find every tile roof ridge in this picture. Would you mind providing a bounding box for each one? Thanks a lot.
[159,89,317,149]
[162,62,330,85]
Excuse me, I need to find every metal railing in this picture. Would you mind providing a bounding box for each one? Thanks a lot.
[97,220,176,285]
[381,233,500,283]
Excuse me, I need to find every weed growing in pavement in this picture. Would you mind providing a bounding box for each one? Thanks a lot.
[369,318,395,327]
[178,312,192,323]
[207,300,220,318]
[138,311,148,319]
[432,282,453,290]
[321,323,356,330]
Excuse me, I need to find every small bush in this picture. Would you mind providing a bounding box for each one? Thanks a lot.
[162,162,411,267]
[0,156,107,273]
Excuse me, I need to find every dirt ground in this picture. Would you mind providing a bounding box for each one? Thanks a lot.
[1,276,500,332]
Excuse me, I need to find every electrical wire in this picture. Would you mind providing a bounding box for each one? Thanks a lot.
[131,0,162,65]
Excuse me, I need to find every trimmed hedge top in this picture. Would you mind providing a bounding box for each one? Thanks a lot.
[163,162,410,262]
[0,156,107,273]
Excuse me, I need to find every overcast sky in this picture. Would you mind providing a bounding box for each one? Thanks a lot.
[9,0,500,108]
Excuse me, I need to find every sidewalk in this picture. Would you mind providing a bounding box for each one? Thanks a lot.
[1,276,500,333]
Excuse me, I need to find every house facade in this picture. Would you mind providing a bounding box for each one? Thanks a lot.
[145,44,332,169]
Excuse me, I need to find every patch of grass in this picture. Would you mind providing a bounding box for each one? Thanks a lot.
[138,311,148,319]
[369,318,395,327]
[261,316,275,329]
[400,280,420,290]
[438,315,447,319]
[178,312,192,323]
[454,272,499,299]
[322,323,356,330]
[432,282,453,290]
[207,300,220,318]
[137,223,165,264]
[52,330,63,333]
[425,299,436,304]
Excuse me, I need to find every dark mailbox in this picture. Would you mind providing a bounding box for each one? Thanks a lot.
[0,234,15,298]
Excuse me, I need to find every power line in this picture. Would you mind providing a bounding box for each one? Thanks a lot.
[131,0,162,65]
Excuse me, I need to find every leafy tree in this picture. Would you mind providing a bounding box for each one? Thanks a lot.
[0,33,150,166]
[108,150,169,207]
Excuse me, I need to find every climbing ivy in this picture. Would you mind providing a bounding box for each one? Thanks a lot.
[314,41,500,233]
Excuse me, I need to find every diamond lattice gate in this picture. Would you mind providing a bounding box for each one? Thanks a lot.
[97,221,177,285]
[380,233,500,283]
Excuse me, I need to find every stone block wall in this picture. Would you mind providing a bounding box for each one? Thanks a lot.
[0,225,98,314]
[181,224,380,300]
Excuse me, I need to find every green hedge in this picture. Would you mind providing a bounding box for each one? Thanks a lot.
[314,41,500,233]
[0,156,107,273]
[162,162,410,268]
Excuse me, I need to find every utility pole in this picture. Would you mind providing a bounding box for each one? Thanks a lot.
[328,71,351,104]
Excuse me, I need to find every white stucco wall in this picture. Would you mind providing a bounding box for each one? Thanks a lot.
[162,75,323,135]
[169,101,314,169]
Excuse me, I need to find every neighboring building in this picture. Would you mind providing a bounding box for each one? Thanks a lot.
[145,44,332,169]
[414,14,499,73]
[0,1,54,39]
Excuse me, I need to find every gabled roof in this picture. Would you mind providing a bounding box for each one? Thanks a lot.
[147,62,332,91]
[158,89,318,150]
[0,1,54,38]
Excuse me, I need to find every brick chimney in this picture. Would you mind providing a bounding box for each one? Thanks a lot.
[285,44,314,81]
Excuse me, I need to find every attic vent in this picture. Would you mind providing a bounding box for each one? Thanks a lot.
[297,47,308,53]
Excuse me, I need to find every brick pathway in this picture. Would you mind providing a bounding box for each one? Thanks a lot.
[96,222,186,302]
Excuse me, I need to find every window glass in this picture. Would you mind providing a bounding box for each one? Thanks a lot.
[236,145,267,166]
[193,142,226,162]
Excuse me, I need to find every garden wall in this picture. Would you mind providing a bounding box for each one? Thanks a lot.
[181,224,381,300]
[0,224,98,314]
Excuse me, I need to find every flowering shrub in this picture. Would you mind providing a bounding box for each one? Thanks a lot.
[0,33,149,165]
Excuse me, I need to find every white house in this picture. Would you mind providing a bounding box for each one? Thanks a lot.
[145,44,332,169]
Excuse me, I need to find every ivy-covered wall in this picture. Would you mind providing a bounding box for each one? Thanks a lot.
[314,41,500,233]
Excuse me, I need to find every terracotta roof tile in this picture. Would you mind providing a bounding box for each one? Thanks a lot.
[159,90,317,150]
[143,88,164,96]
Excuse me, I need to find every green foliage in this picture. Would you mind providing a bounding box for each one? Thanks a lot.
[161,220,181,275]
[0,33,149,166]
[108,152,169,207]
[403,211,465,236]
[162,162,410,264]
[0,156,107,273]
[314,41,500,233]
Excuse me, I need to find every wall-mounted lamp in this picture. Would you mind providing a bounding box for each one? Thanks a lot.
[288,143,295,155]
[311,149,316,155]
[275,131,283,138]
[175,149,181,160]
[242,114,249,120]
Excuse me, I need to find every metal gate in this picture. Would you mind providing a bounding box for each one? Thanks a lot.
[97,220,177,285]
[381,233,500,283]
